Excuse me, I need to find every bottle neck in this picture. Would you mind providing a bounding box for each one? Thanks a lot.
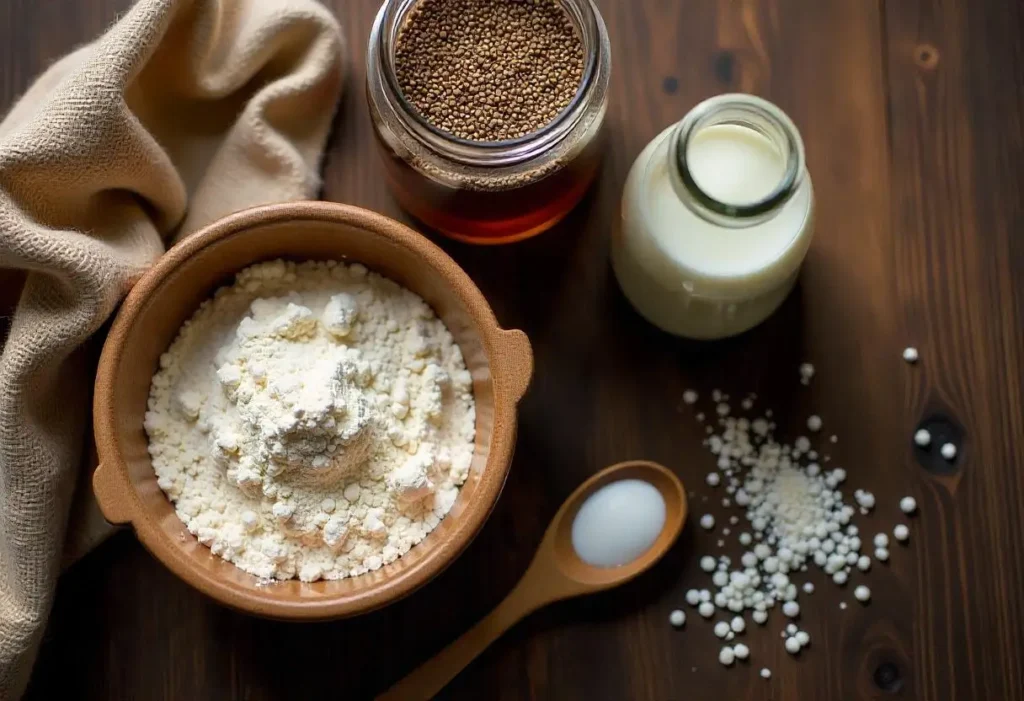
[667,94,806,229]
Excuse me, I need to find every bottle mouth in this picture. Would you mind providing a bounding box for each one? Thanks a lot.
[371,0,605,166]
[668,94,806,228]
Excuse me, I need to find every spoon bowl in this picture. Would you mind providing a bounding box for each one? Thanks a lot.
[378,460,687,701]
[539,460,688,600]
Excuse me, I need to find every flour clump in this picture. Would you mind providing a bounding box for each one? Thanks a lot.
[145,260,476,581]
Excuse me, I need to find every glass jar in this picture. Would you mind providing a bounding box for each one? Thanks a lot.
[612,94,815,339]
[366,0,611,244]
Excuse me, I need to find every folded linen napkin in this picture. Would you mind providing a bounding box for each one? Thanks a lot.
[0,0,344,695]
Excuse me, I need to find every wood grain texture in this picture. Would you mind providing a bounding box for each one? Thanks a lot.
[2,0,1021,699]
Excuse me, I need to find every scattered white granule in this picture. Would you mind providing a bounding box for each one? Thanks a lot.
[914,429,931,447]
[683,389,699,405]
[681,391,912,681]
[902,347,918,363]
[941,442,957,460]
[900,496,917,514]
[799,362,815,385]
[733,643,750,660]
[854,585,871,602]
[855,489,876,511]
[719,647,736,666]
[669,609,686,627]
[894,524,910,542]
[760,668,772,679]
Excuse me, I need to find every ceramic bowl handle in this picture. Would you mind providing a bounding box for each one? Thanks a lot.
[495,328,533,404]
[92,464,134,526]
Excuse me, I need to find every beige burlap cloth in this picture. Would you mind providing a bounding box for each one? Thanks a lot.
[0,0,344,695]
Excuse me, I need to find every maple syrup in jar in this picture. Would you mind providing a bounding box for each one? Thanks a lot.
[366,0,610,244]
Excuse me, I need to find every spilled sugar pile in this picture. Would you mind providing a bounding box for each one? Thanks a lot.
[669,367,917,679]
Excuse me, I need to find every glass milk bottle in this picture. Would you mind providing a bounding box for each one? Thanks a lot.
[612,94,814,339]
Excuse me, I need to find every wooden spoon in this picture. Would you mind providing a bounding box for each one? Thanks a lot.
[377,460,688,701]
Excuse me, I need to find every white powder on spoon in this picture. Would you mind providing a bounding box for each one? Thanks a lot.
[145,259,476,582]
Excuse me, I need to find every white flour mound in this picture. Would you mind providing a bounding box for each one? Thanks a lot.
[144,260,476,581]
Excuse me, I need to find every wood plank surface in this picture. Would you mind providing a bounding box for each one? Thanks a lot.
[2,0,1021,699]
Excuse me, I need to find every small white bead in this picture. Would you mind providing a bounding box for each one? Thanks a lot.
[902,346,919,363]
[733,643,750,660]
[833,571,848,585]
[700,556,717,572]
[795,631,810,647]
[807,415,823,432]
[719,646,736,666]
[782,601,800,618]
[874,533,889,548]
[683,389,698,404]
[785,637,801,654]
[714,621,730,638]
[799,362,815,381]
[706,472,721,487]
[712,571,728,587]
[699,589,711,602]
[940,442,957,460]
[669,609,686,627]
[875,547,890,561]
[914,429,932,447]
[700,514,716,530]
[699,602,715,618]
[685,589,701,606]
[760,668,772,679]
[854,585,871,602]
[857,555,872,571]
[893,524,910,542]
[900,496,917,514]
[752,610,768,625]
[730,616,746,633]
[840,601,848,609]
[739,532,753,546]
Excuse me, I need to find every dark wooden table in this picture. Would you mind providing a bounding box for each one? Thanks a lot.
[4,0,1023,699]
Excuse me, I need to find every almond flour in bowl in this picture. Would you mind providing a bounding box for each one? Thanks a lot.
[145,259,476,582]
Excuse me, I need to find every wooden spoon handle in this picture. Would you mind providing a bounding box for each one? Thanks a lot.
[376,575,547,701]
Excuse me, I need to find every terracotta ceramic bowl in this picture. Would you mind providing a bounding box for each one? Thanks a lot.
[92,202,532,620]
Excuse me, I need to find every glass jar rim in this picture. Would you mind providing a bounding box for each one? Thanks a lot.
[370,0,607,167]
[668,94,806,228]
